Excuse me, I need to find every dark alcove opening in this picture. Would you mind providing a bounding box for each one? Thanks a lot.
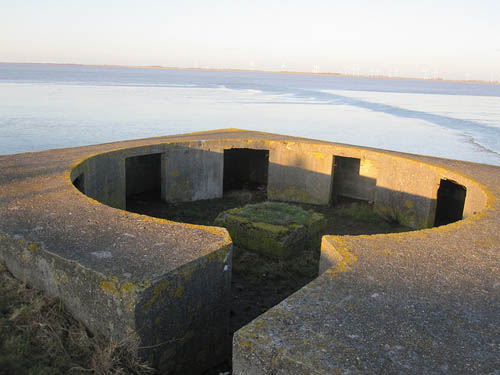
[223,148,269,194]
[434,179,466,226]
[331,156,376,204]
[125,153,162,208]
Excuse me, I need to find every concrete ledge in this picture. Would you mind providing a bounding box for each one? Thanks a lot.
[0,129,498,373]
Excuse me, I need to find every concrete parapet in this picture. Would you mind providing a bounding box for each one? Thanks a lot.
[0,129,498,373]
[0,137,233,373]
[0,230,231,373]
[231,135,499,374]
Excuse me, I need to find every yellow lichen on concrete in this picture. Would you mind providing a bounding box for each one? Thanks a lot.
[120,281,139,297]
[53,271,69,284]
[100,281,120,298]
[180,262,197,281]
[19,250,32,263]
[174,284,184,297]
[143,279,168,312]
[324,238,358,278]
[206,246,229,263]
[311,151,328,161]
[26,241,39,253]
[98,278,140,310]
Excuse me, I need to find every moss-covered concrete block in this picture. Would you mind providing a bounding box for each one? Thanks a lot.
[215,202,326,259]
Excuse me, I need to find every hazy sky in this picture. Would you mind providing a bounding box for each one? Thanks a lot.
[1,0,499,81]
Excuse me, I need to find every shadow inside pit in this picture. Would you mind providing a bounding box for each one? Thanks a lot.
[72,144,475,374]
[126,191,411,374]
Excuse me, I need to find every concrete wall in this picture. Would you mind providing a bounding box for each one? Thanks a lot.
[372,156,440,228]
[162,146,223,203]
[83,152,127,210]
[135,246,232,373]
[332,156,378,202]
[268,147,333,205]
[71,139,488,230]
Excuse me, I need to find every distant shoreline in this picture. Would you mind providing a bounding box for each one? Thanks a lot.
[1,61,499,86]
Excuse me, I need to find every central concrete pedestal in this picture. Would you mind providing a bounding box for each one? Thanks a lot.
[215,202,326,259]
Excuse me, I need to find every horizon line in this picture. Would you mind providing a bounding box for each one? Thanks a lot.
[1,61,499,86]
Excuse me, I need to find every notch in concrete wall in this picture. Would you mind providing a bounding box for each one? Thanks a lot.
[125,153,162,200]
[434,179,466,226]
[332,156,376,203]
[223,148,269,192]
[73,173,85,194]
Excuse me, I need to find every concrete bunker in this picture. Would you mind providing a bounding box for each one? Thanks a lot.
[4,130,492,374]
[125,153,162,204]
[223,148,269,194]
[434,179,467,226]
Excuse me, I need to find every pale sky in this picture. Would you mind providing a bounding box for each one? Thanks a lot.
[1,0,499,81]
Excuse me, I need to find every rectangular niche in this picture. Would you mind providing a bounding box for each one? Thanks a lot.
[434,179,466,226]
[223,148,269,192]
[332,156,377,202]
[125,153,162,199]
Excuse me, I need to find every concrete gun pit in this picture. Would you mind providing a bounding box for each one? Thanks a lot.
[0,129,498,374]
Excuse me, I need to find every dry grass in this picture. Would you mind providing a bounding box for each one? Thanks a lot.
[0,263,155,375]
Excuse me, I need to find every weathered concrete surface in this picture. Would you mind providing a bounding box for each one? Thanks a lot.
[233,149,500,373]
[332,156,378,202]
[0,137,233,374]
[0,129,498,374]
[162,145,223,202]
[215,202,326,259]
[268,147,333,205]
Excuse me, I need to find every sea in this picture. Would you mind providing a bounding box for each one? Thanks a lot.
[1,63,499,166]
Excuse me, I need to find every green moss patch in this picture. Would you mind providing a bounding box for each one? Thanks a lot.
[215,202,326,259]
[227,201,323,227]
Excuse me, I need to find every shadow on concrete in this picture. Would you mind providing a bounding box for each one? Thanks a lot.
[223,148,269,192]
[332,156,377,203]
[74,145,470,374]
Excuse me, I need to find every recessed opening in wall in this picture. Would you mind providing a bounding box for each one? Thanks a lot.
[434,179,466,227]
[223,148,269,194]
[125,153,162,207]
[332,156,376,204]
[73,173,85,194]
